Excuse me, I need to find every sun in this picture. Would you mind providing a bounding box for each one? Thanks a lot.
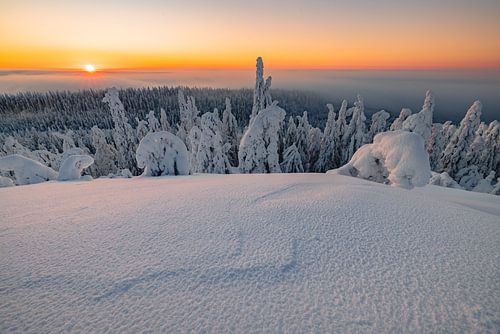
[84,64,96,73]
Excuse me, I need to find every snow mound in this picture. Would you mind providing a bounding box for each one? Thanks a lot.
[329,131,431,189]
[58,155,94,181]
[0,154,58,185]
[136,131,189,176]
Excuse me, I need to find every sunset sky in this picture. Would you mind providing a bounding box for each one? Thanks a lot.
[1,0,500,70]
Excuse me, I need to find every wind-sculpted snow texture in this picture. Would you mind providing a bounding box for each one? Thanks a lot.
[0,174,499,333]
[330,131,431,189]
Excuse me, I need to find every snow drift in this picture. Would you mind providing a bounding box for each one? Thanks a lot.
[136,131,189,176]
[0,154,58,185]
[329,131,431,189]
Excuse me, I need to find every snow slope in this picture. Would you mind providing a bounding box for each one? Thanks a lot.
[0,174,499,333]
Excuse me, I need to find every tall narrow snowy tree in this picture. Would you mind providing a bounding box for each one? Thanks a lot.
[367,110,390,142]
[475,120,499,177]
[307,127,322,171]
[402,90,434,144]
[281,144,304,173]
[239,102,286,173]
[427,123,445,171]
[91,126,118,176]
[315,104,337,172]
[147,110,160,132]
[295,111,312,165]
[102,88,137,174]
[390,108,412,131]
[284,116,298,149]
[440,100,482,177]
[193,109,231,174]
[341,95,366,164]
[176,90,200,147]
[250,57,272,125]
[221,97,240,167]
[159,108,171,132]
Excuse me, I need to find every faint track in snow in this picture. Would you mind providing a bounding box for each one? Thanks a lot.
[94,239,300,302]
[252,184,299,204]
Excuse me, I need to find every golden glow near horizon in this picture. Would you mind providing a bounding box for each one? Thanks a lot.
[1,0,499,70]
[84,64,96,73]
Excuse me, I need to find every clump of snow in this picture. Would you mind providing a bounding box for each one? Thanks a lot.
[0,154,58,185]
[136,131,189,176]
[329,131,431,189]
[429,172,462,189]
[57,155,94,181]
[0,176,14,187]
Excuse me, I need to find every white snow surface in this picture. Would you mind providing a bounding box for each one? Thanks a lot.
[0,174,499,333]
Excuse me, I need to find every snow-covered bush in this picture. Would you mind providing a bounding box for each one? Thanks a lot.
[0,176,15,187]
[0,154,58,185]
[136,131,189,176]
[429,172,462,189]
[456,165,482,191]
[472,171,495,194]
[58,155,94,181]
[238,102,286,173]
[328,131,431,189]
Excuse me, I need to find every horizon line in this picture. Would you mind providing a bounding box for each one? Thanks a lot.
[2,65,500,74]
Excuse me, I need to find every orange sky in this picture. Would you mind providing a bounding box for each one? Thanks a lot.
[1,0,500,70]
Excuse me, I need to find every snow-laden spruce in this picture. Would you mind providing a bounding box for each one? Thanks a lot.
[57,155,94,181]
[0,154,58,185]
[192,109,231,174]
[402,90,434,144]
[102,88,137,174]
[367,109,390,141]
[389,108,412,131]
[440,100,482,177]
[221,98,240,167]
[341,95,366,165]
[329,131,431,189]
[176,90,200,146]
[250,57,273,125]
[280,144,304,173]
[314,104,336,172]
[136,131,189,176]
[238,102,286,173]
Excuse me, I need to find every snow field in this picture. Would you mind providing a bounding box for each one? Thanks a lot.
[0,174,499,332]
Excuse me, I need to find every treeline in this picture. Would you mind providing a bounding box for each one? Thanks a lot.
[0,58,498,194]
[0,87,331,134]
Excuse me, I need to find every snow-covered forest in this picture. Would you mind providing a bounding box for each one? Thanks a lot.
[0,58,498,194]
